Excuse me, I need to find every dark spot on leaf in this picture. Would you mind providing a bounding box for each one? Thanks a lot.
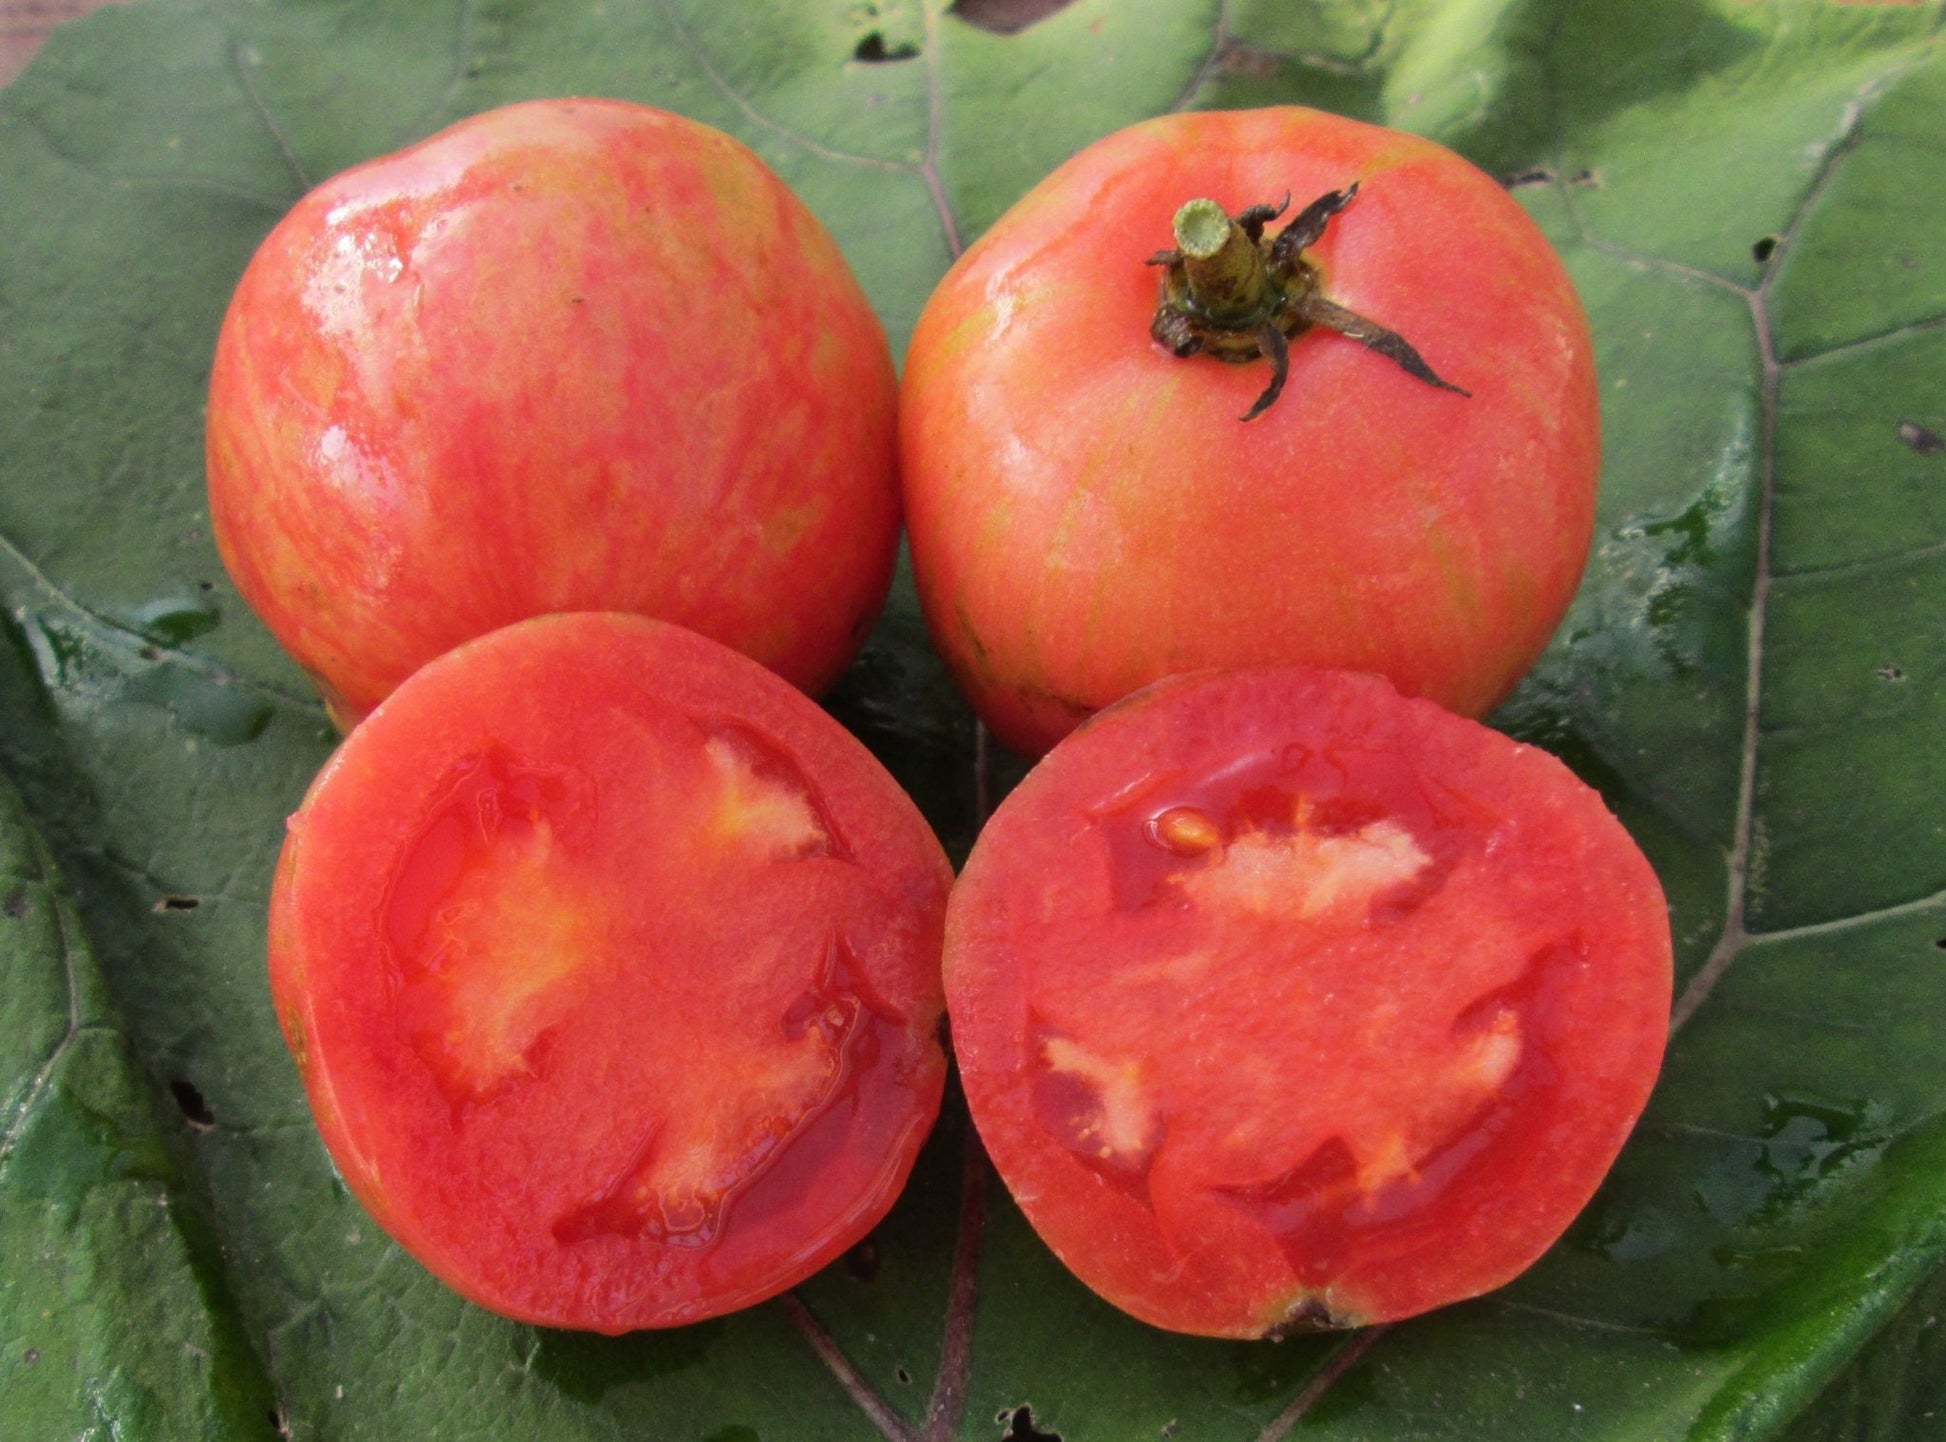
[1751,234,1779,262]
[1898,420,1944,455]
[1504,167,1556,189]
[1211,40,1281,80]
[896,1366,913,1384]
[950,0,1077,36]
[170,1079,215,1129]
[854,30,919,61]
[23,1348,39,1363]
[3,890,28,918]
[198,580,215,592]
[1934,936,1946,951]
[1876,664,1906,682]
[1567,168,1601,188]
[140,645,160,661]
[844,1238,881,1281]
[156,894,202,912]
[998,1405,1061,1441]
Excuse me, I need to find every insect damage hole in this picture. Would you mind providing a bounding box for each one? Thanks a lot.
[998,1404,1062,1441]
[1752,234,1779,263]
[156,894,203,912]
[170,1079,216,1129]
[853,30,919,61]
[3,890,28,919]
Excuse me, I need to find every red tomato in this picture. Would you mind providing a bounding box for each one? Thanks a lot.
[269,614,950,1331]
[209,99,899,728]
[900,108,1600,756]
[945,667,1670,1337]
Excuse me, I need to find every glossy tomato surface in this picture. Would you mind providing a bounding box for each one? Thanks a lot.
[210,99,898,727]
[945,667,1670,1337]
[270,614,950,1331]
[901,108,1600,756]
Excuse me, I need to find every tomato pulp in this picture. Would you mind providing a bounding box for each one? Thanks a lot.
[210,99,899,727]
[270,615,951,1330]
[945,668,1670,1336]
[900,108,1600,755]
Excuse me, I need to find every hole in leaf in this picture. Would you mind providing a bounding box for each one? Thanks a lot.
[156,894,202,912]
[998,1405,1062,1441]
[1934,936,1946,951]
[171,1079,216,1129]
[854,30,919,61]
[1876,664,1906,682]
[1752,234,1779,263]
[3,890,28,919]
[1898,420,1944,455]
[950,0,1077,36]
[1504,167,1556,189]
[23,1348,40,1364]
[1567,168,1601,188]
[198,580,216,592]
[896,1366,913,1384]
[844,1239,881,1281]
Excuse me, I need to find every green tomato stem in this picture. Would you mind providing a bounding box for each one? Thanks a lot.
[1171,199,1271,325]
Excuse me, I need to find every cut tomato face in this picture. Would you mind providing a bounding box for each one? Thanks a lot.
[269,614,951,1331]
[944,667,1671,1337]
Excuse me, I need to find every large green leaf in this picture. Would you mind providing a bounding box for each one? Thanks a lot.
[1,1,1943,1437]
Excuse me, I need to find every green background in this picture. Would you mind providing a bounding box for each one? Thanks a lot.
[2,0,1945,1437]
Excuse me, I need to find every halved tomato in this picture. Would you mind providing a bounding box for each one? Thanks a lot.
[945,667,1670,1337]
[270,613,950,1330]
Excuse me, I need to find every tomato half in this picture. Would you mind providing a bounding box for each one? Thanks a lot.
[944,667,1670,1337]
[900,107,1600,756]
[269,614,950,1330]
[209,99,899,727]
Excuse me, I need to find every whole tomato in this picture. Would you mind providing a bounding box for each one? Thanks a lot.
[899,108,1600,756]
[208,99,899,727]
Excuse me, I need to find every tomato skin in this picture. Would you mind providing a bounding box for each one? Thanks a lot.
[900,108,1599,756]
[944,667,1669,1337]
[269,614,949,1331]
[209,99,899,726]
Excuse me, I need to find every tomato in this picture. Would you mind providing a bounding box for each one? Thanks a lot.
[208,99,898,728]
[944,667,1670,1337]
[268,613,950,1331]
[899,107,1600,756]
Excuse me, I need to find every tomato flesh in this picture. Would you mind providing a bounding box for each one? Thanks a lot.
[270,614,950,1330]
[945,668,1670,1337]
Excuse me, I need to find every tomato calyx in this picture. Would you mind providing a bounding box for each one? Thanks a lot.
[1147,184,1472,421]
